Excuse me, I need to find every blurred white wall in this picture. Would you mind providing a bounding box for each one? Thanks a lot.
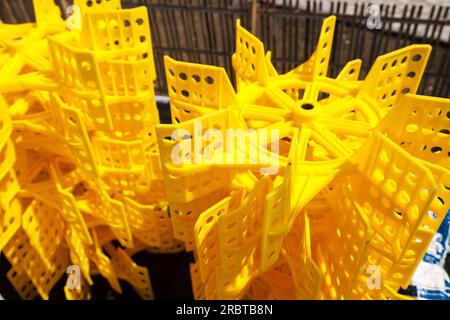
[272,0,450,42]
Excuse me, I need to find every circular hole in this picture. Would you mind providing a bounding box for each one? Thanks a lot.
[407,71,416,78]
[391,90,396,96]
[323,42,328,49]
[401,56,407,64]
[124,20,131,27]
[109,19,118,29]
[136,18,144,26]
[406,123,418,133]
[386,179,397,193]
[140,36,146,43]
[412,54,421,61]
[205,76,214,84]
[301,103,314,110]
[192,74,201,82]
[181,90,189,97]
[431,146,442,154]
[348,68,355,75]
[382,63,387,71]
[391,59,397,67]
[402,88,410,94]
[86,0,93,6]
[373,169,384,182]
[227,222,237,230]
[97,20,106,30]
[325,26,330,33]
[179,72,187,80]
[168,69,175,76]
[81,61,91,71]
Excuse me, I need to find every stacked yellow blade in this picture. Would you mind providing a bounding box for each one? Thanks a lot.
[157,16,449,300]
[0,0,448,301]
[0,0,179,300]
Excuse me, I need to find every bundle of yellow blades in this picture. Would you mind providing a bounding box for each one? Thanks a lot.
[0,0,448,300]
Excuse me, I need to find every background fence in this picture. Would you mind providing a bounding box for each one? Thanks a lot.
[1,0,449,97]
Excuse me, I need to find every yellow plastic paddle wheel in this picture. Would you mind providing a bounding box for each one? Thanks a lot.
[158,15,448,300]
